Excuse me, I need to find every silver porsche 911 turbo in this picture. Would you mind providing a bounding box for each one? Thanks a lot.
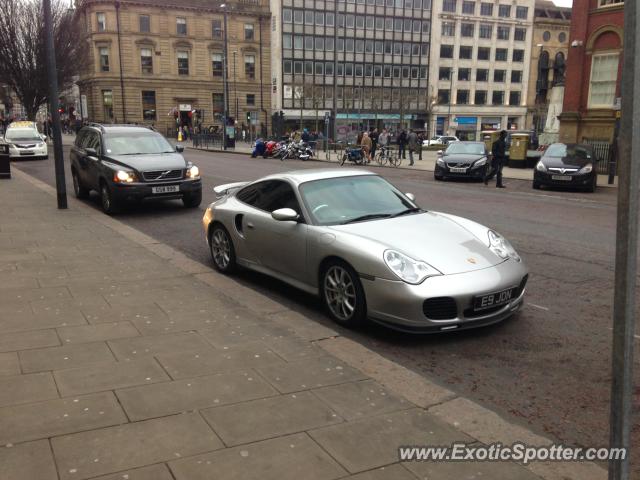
[202,169,528,333]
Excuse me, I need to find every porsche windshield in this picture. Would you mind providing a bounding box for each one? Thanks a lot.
[300,175,420,226]
[103,132,175,155]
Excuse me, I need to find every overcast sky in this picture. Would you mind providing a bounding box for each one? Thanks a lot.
[553,0,573,7]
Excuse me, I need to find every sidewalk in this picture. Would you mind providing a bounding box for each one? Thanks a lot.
[0,169,607,480]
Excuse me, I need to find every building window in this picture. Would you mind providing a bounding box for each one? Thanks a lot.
[498,4,511,17]
[497,26,510,40]
[305,36,314,50]
[442,22,455,36]
[294,35,303,49]
[315,37,325,51]
[512,49,524,62]
[495,48,508,61]
[177,51,189,75]
[383,65,391,78]
[142,91,156,120]
[514,28,526,41]
[437,89,450,104]
[294,61,303,74]
[456,90,470,104]
[475,90,487,104]
[589,53,619,107]
[97,47,110,72]
[102,90,113,120]
[459,46,473,59]
[511,70,522,83]
[176,17,187,35]
[212,19,222,38]
[442,0,456,12]
[476,69,489,81]
[492,91,504,105]
[316,62,325,75]
[543,31,551,41]
[305,60,313,75]
[509,91,521,105]
[494,69,506,82]
[141,48,153,74]
[516,6,528,18]
[326,37,334,51]
[480,2,493,15]
[283,60,292,74]
[305,10,314,24]
[439,67,452,80]
[212,93,224,114]
[479,24,492,39]
[326,12,335,26]
[458,68,471,81]
[294,10,303,23]
[440,44,454,58]
[559,32,567,42]
[316,12,325,25]
[373,65,382,77]
[282,8,292,23]
[462,1,475,13]
[461,23,474,37]
[139,15,150,33]
[283,34,292,49]
[211,53,223,76]
[246,94,255,106]
[245,54,255,79]
[325,62,334,75]
[245,24,254,40]
[599,0,624,5]
[477,47,490,60]
[97,12,106,31]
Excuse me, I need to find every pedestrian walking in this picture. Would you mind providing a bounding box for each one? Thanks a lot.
[407,130,419,166]
[485,130,508,188]
[417,131,424,161]
[397,129,407,159]
[370,128,379,158]
[361,132,372,163]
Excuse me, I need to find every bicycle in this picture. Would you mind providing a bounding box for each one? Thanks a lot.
[374,145,393,166]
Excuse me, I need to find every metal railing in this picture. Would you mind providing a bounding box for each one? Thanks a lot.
[583,139,615,177]
[192,133,223,149]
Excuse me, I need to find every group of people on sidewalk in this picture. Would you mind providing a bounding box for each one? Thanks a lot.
[355,128,425,166]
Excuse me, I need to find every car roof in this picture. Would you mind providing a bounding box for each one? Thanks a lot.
[82,123,157,135]
[261,168,376,186]
[547,142,594,150]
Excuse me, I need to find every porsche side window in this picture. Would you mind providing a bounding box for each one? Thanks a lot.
[257,181,301,213]
[236,183,264,207]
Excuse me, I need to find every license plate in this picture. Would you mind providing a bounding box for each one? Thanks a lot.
[474,287,517,311]
[151,185,180,194]
[551,175,572,181]
[449,167,467,173]
[19,151,34,156]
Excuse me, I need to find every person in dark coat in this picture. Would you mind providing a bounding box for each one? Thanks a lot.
[397,129,407,159]
[485,130,508,188]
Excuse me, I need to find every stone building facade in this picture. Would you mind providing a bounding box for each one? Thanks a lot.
[76,0,272,137]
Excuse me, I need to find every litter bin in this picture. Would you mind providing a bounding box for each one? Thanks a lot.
[508,133,529,168]
[0,143,9,179]
[482,131,500,154]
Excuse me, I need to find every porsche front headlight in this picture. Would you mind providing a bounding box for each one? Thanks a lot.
[384,250,441,284]
[488,230,520,262]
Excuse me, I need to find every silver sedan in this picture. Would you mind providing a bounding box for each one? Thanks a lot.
[202,169,528,333]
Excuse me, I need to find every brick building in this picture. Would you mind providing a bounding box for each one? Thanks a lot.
[558,0,623,143]
[76,0,272,137]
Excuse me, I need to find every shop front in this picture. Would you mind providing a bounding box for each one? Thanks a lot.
[454,116,478,141]
[481,117,502,131]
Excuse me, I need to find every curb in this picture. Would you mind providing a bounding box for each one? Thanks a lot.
[11,167,608,480]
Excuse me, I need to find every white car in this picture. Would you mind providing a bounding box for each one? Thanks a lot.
[4,123,48,160]
[423,135,459,147]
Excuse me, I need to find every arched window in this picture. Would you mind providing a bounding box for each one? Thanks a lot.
[536,51,550,103]
[553,52,566,86]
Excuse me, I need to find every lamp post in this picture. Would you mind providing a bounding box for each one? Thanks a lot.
[221,3,228,150]
[115,1,126,123]
[43,0,67,209]
[447,68,455,136]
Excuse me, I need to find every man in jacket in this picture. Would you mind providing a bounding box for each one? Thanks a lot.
[397,129,407,159]
[485,130,507,188]
[407,130,419,166]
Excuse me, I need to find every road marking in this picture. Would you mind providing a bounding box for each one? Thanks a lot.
[527,303,549,311]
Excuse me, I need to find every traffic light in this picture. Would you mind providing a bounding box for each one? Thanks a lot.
[246,111,251,123]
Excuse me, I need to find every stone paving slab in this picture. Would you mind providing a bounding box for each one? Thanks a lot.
[346,464,419,480]
[19,341,116,373]
[311,379,411,421]
[115,370,277,421]
[108,332,215,361]
[168,433,347,480]
[0,285,72,304]
[0,372,59,408]
[54,358,170,397]
[90,464,175,480]
[0,439,59,480]
[155,341,286,380]
[0,391,127,445]
[309,409,474,474]
[0,309,87,334]
[56,321,140,344]
[0,329,60,353]
[201,391,342,446]
[129,312,230,336]
[0,352,20,376]
[257,356,368,393]
[52,412,222,480]
[81,302,168,325]
[403,456,543,480]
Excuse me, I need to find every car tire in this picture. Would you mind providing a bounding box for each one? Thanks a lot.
[72,170,89,199]
[100,182,120,215]
[586,178,596,193]
[532,180,541,190]
[183,190,202,208]
[320,259,367,328]
[209,224,237,274]
[434,174,443,181]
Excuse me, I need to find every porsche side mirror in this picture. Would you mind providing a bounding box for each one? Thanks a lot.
[272,208,299,222]
[176,145,184,153]
[405,193,416,202]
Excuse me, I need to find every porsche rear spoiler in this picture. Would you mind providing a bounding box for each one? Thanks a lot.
[213,181,249,198]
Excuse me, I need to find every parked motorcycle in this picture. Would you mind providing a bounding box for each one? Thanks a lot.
[339,145,366,166]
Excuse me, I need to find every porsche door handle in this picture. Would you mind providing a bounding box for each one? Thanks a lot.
[247,222,255,229]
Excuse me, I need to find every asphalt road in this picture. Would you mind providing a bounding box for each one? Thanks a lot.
[13,143,639,472]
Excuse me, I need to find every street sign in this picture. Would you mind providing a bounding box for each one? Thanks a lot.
[324,112,330,124]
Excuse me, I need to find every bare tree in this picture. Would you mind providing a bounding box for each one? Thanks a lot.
[0,0,88,120]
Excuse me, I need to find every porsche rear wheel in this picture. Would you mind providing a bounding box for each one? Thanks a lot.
[321,260,367,328]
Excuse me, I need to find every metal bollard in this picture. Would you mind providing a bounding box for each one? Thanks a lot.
[0,144,10,179]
